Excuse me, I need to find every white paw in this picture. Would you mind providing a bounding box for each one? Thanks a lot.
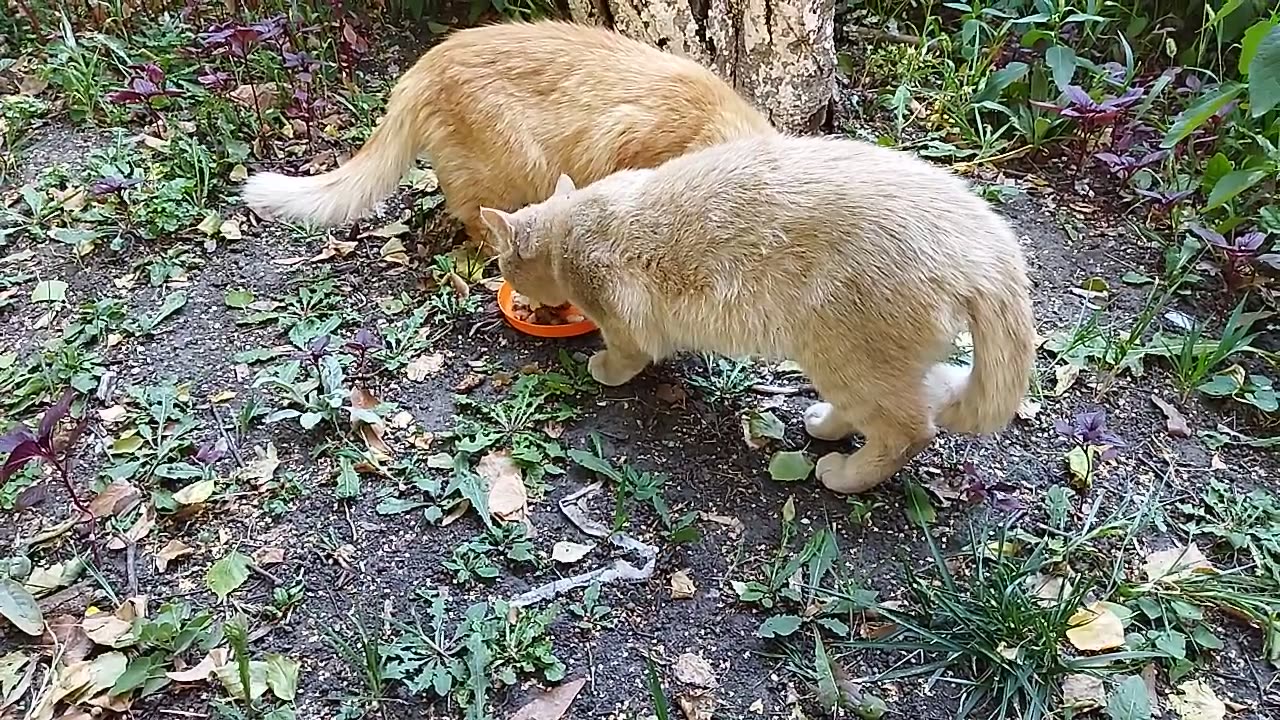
[804,402,849,441]
[815,452,850,491]
[588,351,635,387]
[816,451,882,494]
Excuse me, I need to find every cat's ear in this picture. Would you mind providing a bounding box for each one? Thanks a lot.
[478,207,516,255]
[554,174,576,196]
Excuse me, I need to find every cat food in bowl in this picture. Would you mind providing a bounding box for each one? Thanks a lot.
[497,281,597,338]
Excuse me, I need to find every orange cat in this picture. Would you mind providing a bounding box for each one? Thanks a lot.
[480,135,1038,494]
[241,20,775,248]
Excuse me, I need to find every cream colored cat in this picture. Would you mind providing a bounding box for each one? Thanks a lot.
[240,20,774,249]
[479,135,1038,494]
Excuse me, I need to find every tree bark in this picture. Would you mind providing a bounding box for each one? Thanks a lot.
[566,0,836,134]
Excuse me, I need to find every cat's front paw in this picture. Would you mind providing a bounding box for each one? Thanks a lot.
[588,350,642,386]
[803,403,855,441]
[816,452,884,494]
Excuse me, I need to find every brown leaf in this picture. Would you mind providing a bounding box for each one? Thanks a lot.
[379,237,410,266]
[82,612,133,647]
[509,677,587,720]
[154,540,193,572]
[1150,395,1191,437]
[349,388,391,459]
[1061,673,1106,711]
[237,443,280,486]
[454,372,485,393]
[678,690,717,720]
[478,451,526,523]
[673,653,716,688]
[655,383,688,407]
[18,74,50,95]
[1170,680,1226,720]
[166,648,229,683]
[669,570,697,600]
[405,353,445,381]
[252,547,286,567]
[228,83,278,110]
[44,614,94,664]
[312,237,358,263]
[1144,543,1214,583]
[441,499,471,527]
[87,480,141,518]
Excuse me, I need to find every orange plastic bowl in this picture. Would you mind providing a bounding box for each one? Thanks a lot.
[497,280,598,339]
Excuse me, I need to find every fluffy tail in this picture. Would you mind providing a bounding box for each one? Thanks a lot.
[933,281,1037,435]
[241,84,423,226]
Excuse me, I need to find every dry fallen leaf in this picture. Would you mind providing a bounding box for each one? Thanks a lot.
[1169,680,1226,720]
[454,372,485,393]
[678,689,717,720]
[380,237,411,266]
[441,499,471,527]
[228,82,278,110]
[166,648,230,683]
[106,504,156,549]
[1024,572,1072,607]
[1144,543,1214,583]
[550,541,594,564]
[350,388,393,459]
[252,547,286,567]
[308,237,357,263]
[87,480,141,518]
[1066,602,1126,651]
[82,611,133,647]
[1016,397,1042,420]
[673,653,717,688]
[478,451,527,523]
[508,677,587,720]
[406,353,445,381]
[155,540,194,572]
[237,443,281,486]
[1061,673,1106,711]
[1053,363,1080,396]
[670,570,697,600]
[96,406,128,424]
[44,614,94,663]
[173,478,216,506]
[1151,395,1191,437]
[210,390,237,404]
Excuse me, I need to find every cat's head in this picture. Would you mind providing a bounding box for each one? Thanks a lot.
[479,174,578,308]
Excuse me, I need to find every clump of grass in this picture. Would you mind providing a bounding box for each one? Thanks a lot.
[839,519,1156,719]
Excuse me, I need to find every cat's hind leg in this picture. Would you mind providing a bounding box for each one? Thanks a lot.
[808,378,936,494]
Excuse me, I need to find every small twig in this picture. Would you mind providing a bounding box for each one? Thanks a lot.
[750,383,816,396]
[125,542,139,598]
[208,402,244,469]
[846,26,922,45]
[249,562,282,586]
[950,144,1037,172]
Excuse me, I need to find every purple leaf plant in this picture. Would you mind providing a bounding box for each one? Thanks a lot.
[1192,225,1271,290]
[1054,408,1126,461]
[106,63,183,110]
[1,389,92,517]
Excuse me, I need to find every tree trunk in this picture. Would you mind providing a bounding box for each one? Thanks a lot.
[565,0,836,134]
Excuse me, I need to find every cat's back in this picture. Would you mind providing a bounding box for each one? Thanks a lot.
[645,134,1014,255]
[421,21,745,112]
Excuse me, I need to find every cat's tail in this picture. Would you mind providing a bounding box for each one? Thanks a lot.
[932,278,1037,435]
[240,82,424,226]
